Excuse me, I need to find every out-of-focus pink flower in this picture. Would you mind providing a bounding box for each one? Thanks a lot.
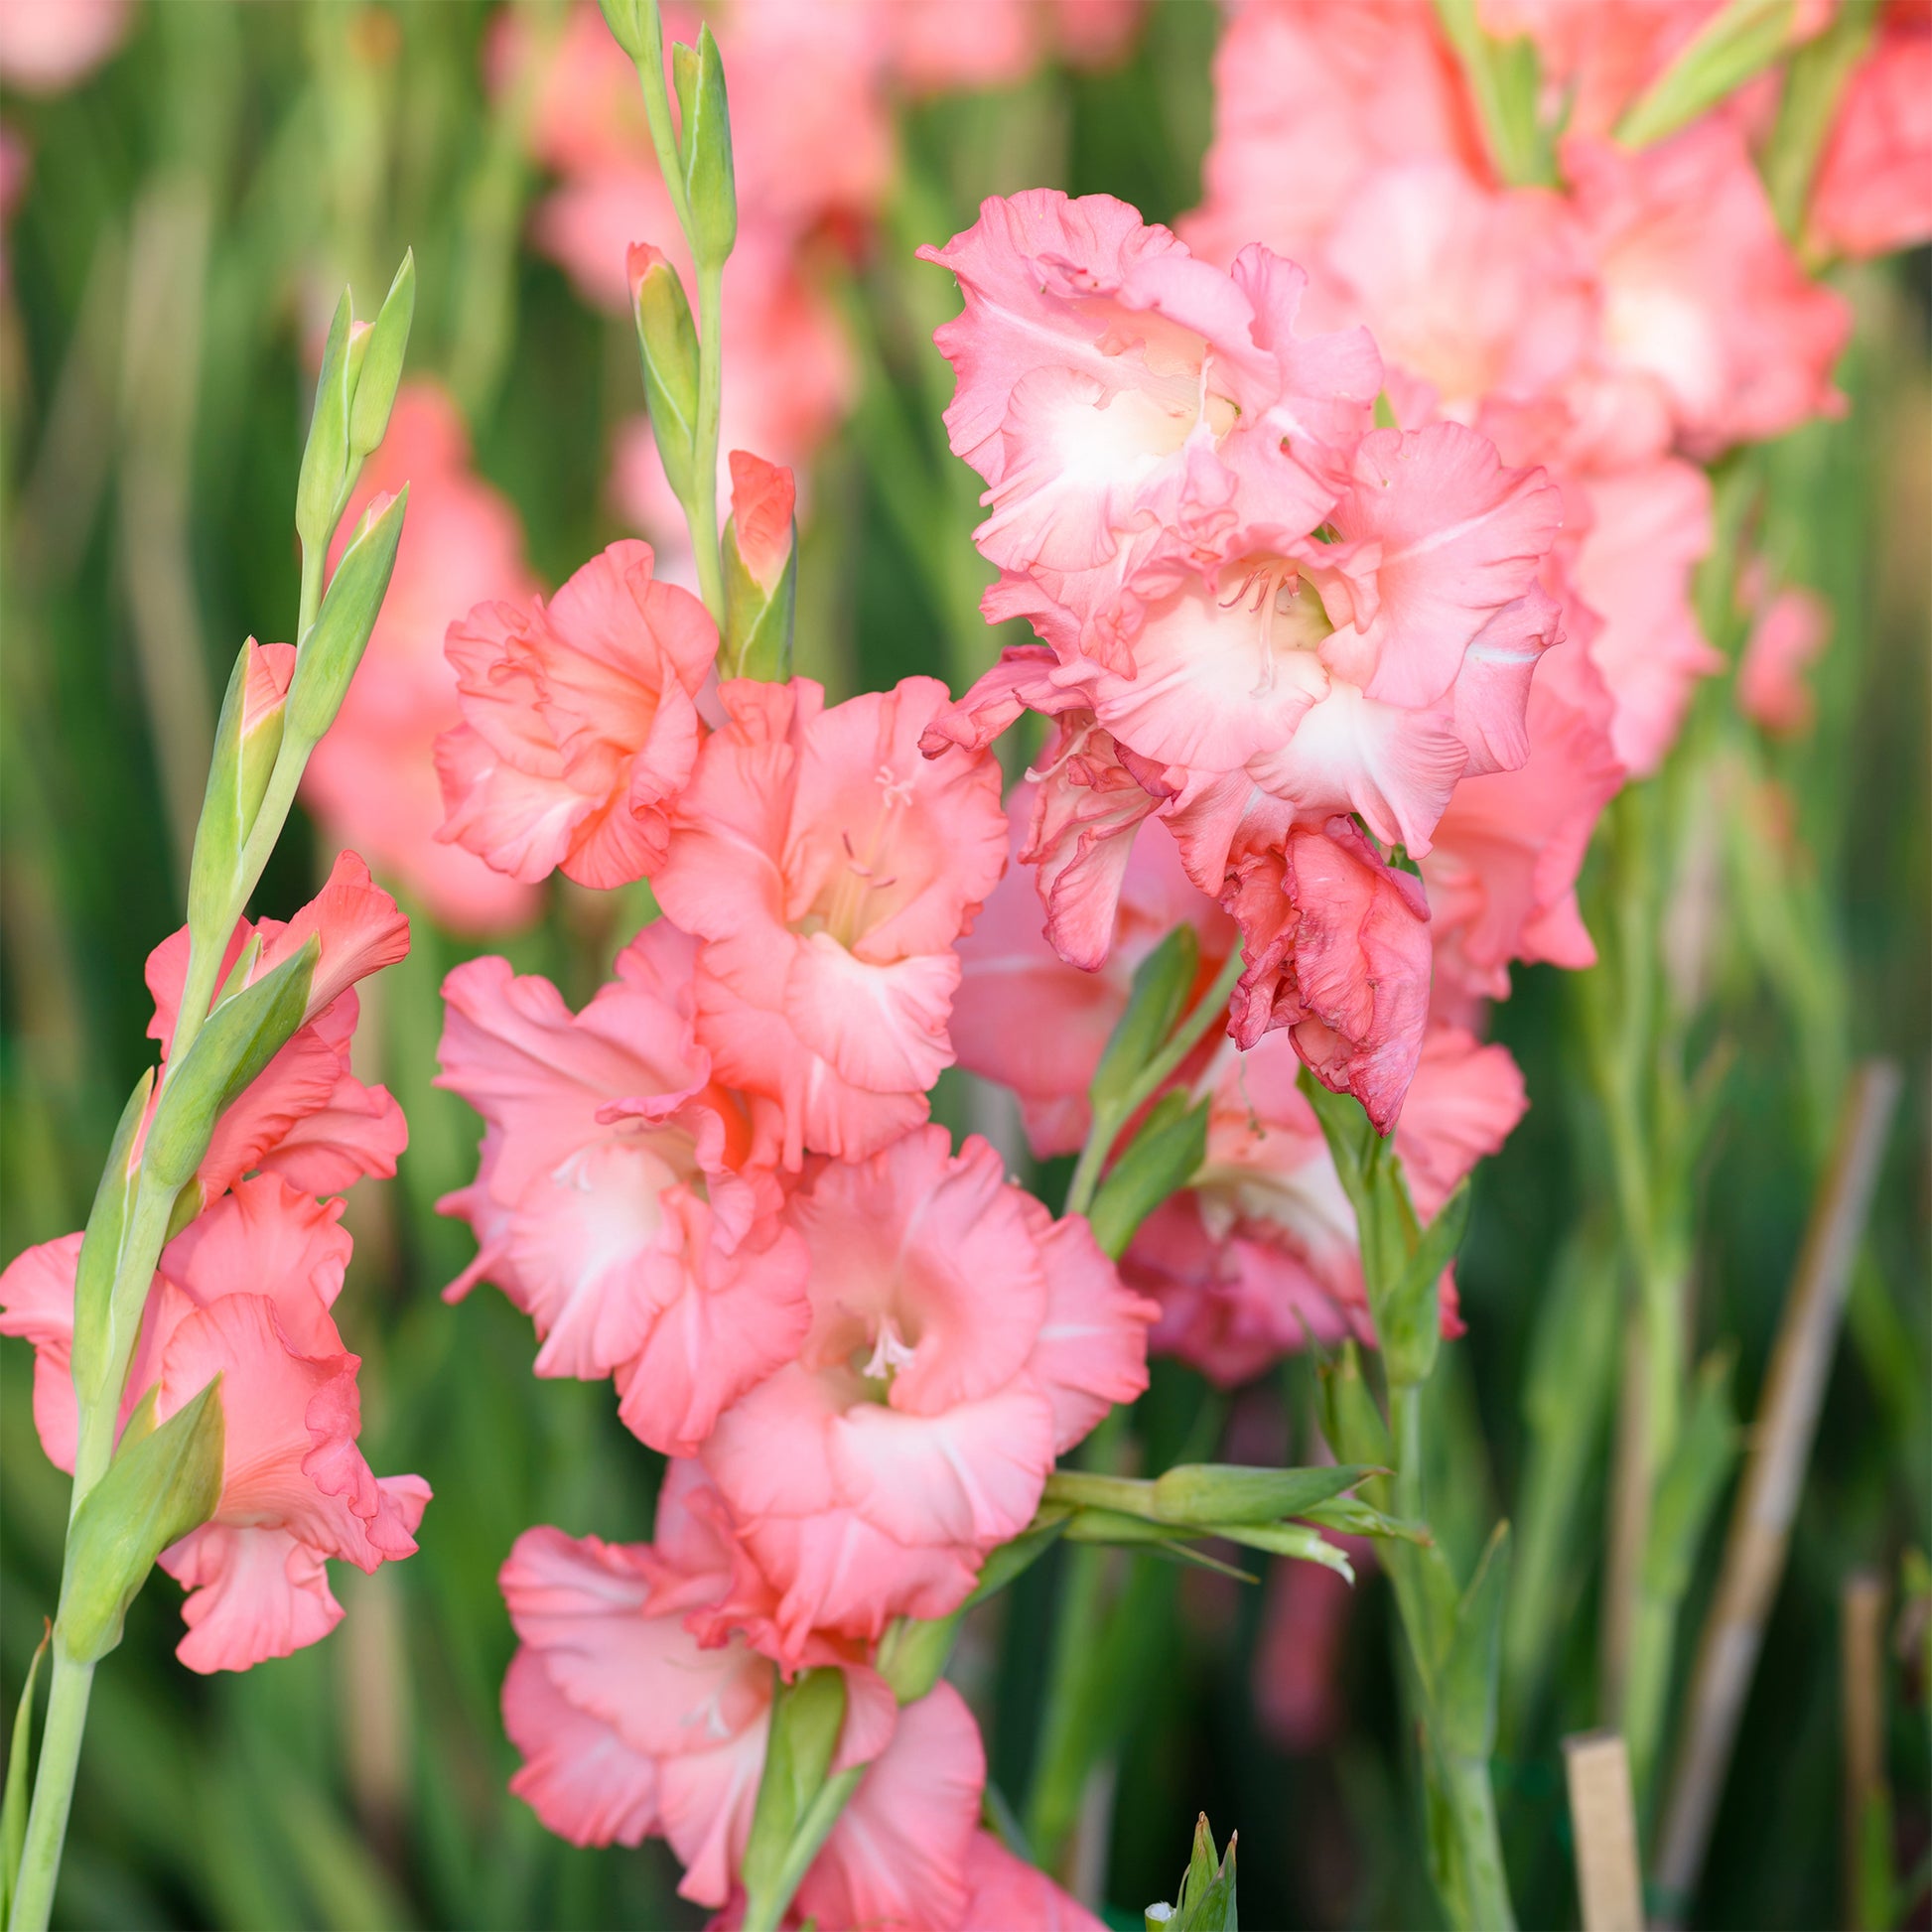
[499,1460,982,1922]
[0,1177,430,1671]
[437,923,808,1456]
[1127,1024,1526,1384]
[700,1127,1156,1659]
[653,677,1008,1166]
[1738,584,1832,737]
[0,0,131,92]
[1220,815,1435,1133]
[959,1830,1107,1931]
[302,383,542,934]
[1254,1549,1354,1753]
[954,788,1234,1156]
[1180,0,1485,270]
[1811,1,1932,259]
[1565,120,1851,459]
[1423,636,1625,1018]
[1570,460,1720,774]
[880,0,1145,94]
[142,852,410,1214]
[436,539,717,890]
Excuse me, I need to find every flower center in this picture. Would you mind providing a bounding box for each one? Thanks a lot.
[803,763,914,949]
[1217,559,1333,696]
[854,1313,919,1402]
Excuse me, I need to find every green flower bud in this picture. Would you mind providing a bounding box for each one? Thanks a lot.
[294,288,355,561]
[348,249,415,464]
[283,487,408,754]
[722,450,796,679]
[185,637,295,944]
[628,244,702,505]
[677,25,736,269]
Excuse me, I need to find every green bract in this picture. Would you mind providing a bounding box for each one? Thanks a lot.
[283,488,409,754]
[631,254,703,506]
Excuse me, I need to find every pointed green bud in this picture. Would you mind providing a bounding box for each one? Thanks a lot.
[679,24,736,269]
[1149,1814,1238,1932]
[69,1069,155,1412]
[58,1377,225,1664]
[597,0,660,66]
[1150,1461,1378,1528]
[283,486,408,753]
[348,249,416,463]
[875,1609,962,1705]
[1090,923,1198,1121]
[186,638,296,940]
[1087,1091,1208,1259]
[628,243,702,505]
[144,937,319,1189]
[295,288,355,559]
[722,450,796,680]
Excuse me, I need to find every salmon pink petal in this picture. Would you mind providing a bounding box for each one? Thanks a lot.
[0,1232,83,1473]
[160,1524,345,1676]
[501,1645,662,1847]
[1393,1028,1529,1219]
[960,1830,1107,1932]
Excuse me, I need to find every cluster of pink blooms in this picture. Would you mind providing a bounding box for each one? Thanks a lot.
[428,515,1149,1917]
[0,850,429,1672]
[496,0,1145,561]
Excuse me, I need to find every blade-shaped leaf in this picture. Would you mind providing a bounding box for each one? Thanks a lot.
[1,1623,50,1926]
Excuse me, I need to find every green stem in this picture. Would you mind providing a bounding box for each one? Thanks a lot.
[1392,1381,1425,1529]
[739,1765,864,1932]
[687,260,726,629]
[1440,1746,1517,1932]
[296,538,324,649]
[6,1654,95,1932]
[1064,946,1245,1220]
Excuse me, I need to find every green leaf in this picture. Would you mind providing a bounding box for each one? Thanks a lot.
[347,250,416,463]
[1616,0,1803,149]
[631,250,703,504]
[294,288,354,557]
[144,938,319,1189]
[1,1623,50,1926]
[1315,1342,1395,1472]
[1437,1520,1512,1760]
[1091,925,1198,1122]
[740,1668,846,1901]
[1087,1092,1207,1260]
[1150,1461,1377,1527]
[69,1068,153,1410]
[680,24,736,269]
[964,1513,1068,1609]
[284,488,409,752]
[59,1376,225,1663]
[1380,1179,1471,1389]
[1213,1521,1355,1582]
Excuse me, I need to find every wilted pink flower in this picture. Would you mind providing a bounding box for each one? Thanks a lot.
[1422,636,1625,1018]
[142,851,410,1214]
[1737,584,1832,737]
[499,1459,982,1922]
[436,538,717,890]
[1564,121,1851,460]
[0,1177,429,1671]
[1127,1024,1526,1384]
[437,923,808,1456]
[1219,815,1435,1133]
[700,1127,1156,1659]
[0,0,131,91]
[302,382,542,934]
[653,677,1008,1166]
[1811,1,1932,260]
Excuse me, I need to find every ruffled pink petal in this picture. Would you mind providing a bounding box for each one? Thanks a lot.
[0,1232,83,1473]
[502,1646,663,1848]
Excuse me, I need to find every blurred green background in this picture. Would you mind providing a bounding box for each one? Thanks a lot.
[1,3,1926,1927]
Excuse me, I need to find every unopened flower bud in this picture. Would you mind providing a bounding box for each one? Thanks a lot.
[284,486,409,753]
[722,449,795,679]
[628,242,702,503]
[675,25,736,269]
[348,249,415,463]
[185,636,297,941]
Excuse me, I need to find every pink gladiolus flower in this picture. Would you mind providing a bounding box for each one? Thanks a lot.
[0,0,131,92]
[499,1460,982,1922]
[881,0,1145,95]
[1738,585,1832,738]
[1423,636,1625,1018]
[1564,121,1851,460]
[436,539,718,890]
[142,851,410,1213]
[436,923,809,1456]
[959,1831,1108,1932]
[653,677,1008,1166]
[1126,1025,1526,1384]
[0,1177,429,1671]
[700,1127,1157,1658]
[954,790,1235,1156]
[1811,1,1932,260]
[301,382,542,934]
